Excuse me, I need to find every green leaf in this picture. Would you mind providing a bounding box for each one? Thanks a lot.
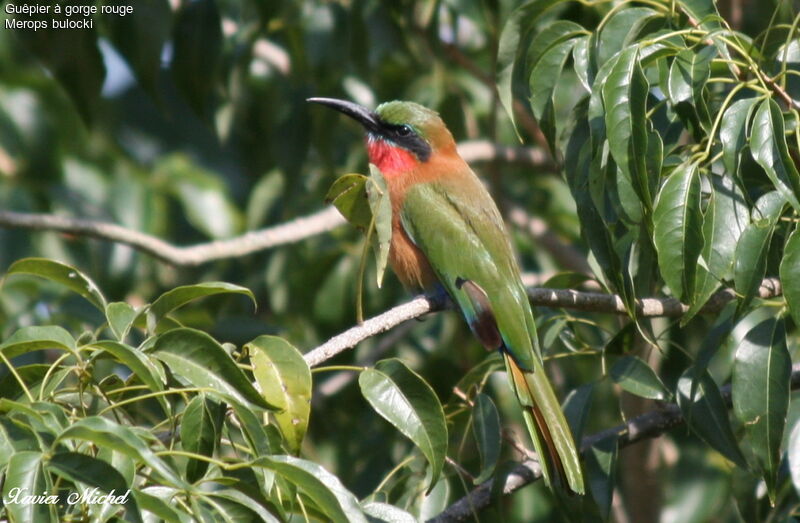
[151,328,277,410]
[471,393,501,483]
[254,455,367,523]
[653,163,703,301]
[750,98,800,212]
[603,46,652,210]
[48,452,141,523]
[5,257,107,310]
[91,341,168,412]
[102,0,171,100]
[106,301,138,342]
[247,170,285,229]
[598,7,661,64]
[171,0,223,118]
[146,282,256,331]
[529,39,577,148]
[496,0,569,135]
[734,192,786,312]
[0,325,75,359]
[248,335,312,454]
[13,13,105,123]
[367,165,392,287]
[57,417,189,489]
[667,46,715,127]
[325,173,371,230]
[720,97,759,175]
[676,367,747,467]
[133,488,187,521]
[685,175,749,322]
[586,436,618,520]
[359,358,447,490]
[2,451,57,523]
[610,356,669,400]
[361,501,416,523]
[780,224,800,328]
[527,20,586,70]
[205,489,281,522]
[181,394,223,483]
[733,316,791,501]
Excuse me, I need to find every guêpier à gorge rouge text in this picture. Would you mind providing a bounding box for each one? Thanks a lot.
[5,3,133,30]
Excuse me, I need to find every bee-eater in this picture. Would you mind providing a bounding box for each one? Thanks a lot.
[309,97,584,494]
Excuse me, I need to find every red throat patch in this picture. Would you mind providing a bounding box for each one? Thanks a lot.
[366,138,418,176]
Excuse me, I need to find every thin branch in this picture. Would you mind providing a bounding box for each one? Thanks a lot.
[0,141,549,267]
[303,278,783,367]
[429,363,800,523]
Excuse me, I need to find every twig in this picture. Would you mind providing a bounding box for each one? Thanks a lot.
[303,278,782,367]
[0,141,549,267]
[428,363,800,522]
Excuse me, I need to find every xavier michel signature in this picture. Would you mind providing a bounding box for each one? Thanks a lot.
[3,487,131,506]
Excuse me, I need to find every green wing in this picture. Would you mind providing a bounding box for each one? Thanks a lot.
[400,173,539,370]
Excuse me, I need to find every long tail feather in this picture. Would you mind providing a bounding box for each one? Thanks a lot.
[504,352,584,495]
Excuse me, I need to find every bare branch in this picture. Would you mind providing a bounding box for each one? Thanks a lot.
[429,363,800,523]
[0,206,347,267]
[0,141,549,267]
[303,278,783,367]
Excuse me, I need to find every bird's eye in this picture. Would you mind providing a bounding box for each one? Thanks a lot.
[397,125,412,136]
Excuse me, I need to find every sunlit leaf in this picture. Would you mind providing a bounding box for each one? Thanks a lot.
[2,451,56,523]
[750,98,800,212]
[367,164,392,287]
[610,355,669,400]
[151,328,277,410]
[359,358,447,490]
[106,301,138,342]
[146,282,255,331]
[325,173,371,230]
[249,335,312,454]
[6,257,107,310]
[720,97,759,175]
[0,326,75,359]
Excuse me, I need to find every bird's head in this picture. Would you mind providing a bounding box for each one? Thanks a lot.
[308,97,455,175]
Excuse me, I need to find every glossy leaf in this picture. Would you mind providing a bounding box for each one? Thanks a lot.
[56,416,188,489]
[6,257,107,310]
[471,393,501,483]
[686,175,748,321]
[733,316,791,500]
[677,367,747,467]
[610,355,669,400]
[779,224,800,327]
[249,335,312,454]
[750,98,800,212]
[603,46,652,210]
[47,452,141,522]
[367,164,392,287]
[325,173,371,230]
[91,341,167,412]
[151,328,276,410]
[527,20,586,70]
[598,7,661,64]
[254,455,367,523]
[2,451,56,523]
[0,325,75,359]
[181,394,223,483]
[653,163,703,301]
[720,97,759,175]
[172,0,223,117]
[529,39,577,147]
[359,358,447,490]
[361,501,416,523]
[667,46,715,126]
[146,281,256,331]
[734,192,785,312]
[106,301,138,342]
[496,0,568,134]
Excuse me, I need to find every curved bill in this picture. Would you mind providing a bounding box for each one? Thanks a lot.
[307,97,381,133]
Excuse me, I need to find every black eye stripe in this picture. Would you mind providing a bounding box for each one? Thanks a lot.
[377,121,432,162]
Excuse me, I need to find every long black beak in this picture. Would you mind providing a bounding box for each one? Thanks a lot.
[307,97,382,133]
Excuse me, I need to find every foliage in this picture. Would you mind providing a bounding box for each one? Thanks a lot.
[1,0,800,521]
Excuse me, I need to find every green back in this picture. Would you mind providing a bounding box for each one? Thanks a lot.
[400,171,539,370]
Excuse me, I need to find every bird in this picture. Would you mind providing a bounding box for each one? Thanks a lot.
[308,97,584,495]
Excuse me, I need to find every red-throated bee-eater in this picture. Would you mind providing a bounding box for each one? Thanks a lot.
[309,97,584,494]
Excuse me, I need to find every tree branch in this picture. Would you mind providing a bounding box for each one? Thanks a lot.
[428,363,800,523]
[303,278,782,367]
[0,141,549,267]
